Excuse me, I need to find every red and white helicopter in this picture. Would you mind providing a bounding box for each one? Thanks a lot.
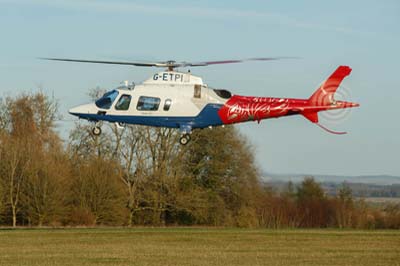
[44,58,359,145]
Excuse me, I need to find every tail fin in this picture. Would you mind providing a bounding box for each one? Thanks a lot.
[302,66,353,135]
[308,66,352,106]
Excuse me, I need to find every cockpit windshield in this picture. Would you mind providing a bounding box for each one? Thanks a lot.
[95,90,119,109]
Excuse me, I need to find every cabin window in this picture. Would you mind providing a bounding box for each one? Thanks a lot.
[115,94,132,111]
[163,99,172,111]
[137,96,161,111]
[95,90,119,109]
[194,84,201,98]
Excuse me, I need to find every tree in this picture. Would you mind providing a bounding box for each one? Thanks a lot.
[68,117,263,227]
[181,126,261,226]
[296,177,331,227]
[22,150,70,226]
[123,127,179,225]
[0,93,64,227]
[0,95,36,227]
[21,93,66,226]
[334,183,354,228]
[114,126,146,226]
[68,157,126,225]
[0,141,5,222]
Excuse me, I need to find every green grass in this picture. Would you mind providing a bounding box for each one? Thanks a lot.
[0,228,399,266]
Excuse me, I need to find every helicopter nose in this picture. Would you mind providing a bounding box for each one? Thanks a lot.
[69,103,97,116]
[68,106,81,116]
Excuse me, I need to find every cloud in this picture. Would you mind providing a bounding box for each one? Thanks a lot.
[0,0,371,35]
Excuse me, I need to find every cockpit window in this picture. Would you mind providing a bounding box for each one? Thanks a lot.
[95,90,119,109]
[213,89,232,99]
[115,94,132,111]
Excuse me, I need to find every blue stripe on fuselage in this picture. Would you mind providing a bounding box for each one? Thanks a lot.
[73,103,224,129]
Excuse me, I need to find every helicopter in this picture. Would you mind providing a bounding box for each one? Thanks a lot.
[43,57,359,145]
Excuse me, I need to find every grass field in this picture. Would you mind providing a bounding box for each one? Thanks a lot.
[0,228,399,266]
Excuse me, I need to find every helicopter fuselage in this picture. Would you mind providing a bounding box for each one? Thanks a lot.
[69,67,359,144]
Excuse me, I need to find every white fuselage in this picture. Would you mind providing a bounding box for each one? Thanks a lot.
[69,71,230,131]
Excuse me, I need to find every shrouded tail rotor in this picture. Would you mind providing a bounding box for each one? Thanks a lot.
[301,66,359,135]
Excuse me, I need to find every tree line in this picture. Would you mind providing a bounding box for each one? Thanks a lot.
[0,92,399,228]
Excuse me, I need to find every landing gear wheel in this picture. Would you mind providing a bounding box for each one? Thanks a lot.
[179,134,191,145]
[92,126,102,136]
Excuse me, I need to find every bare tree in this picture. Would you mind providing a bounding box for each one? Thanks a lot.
[0,93,64,227]
[117,125,147,226]
[1,96,37,227]
[0,136,32,226]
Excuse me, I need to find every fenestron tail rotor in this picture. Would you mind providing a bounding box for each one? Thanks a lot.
[40,57,297,71]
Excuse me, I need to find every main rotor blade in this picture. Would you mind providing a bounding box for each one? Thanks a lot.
[189,57,298,67]
[40,58,157,67]
[40,56,298,69]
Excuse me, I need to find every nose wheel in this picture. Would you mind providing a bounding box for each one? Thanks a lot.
[179,134,191,145]
[92,126,102,136]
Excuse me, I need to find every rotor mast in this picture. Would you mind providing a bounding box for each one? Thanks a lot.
[166,60,176,71]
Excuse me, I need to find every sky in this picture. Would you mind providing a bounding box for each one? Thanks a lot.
[0,0,399,176]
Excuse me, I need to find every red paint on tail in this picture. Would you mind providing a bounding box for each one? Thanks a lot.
[308,66,352,106]
[217,65,359,135]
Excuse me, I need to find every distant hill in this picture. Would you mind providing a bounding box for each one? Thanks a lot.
[262,173,400,186]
